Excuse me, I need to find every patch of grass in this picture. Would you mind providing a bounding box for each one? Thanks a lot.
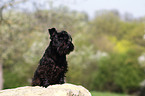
[91,91,127,96]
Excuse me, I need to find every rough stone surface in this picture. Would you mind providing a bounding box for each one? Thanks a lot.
[0,83,91,96]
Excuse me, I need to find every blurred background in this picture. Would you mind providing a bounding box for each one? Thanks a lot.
[0,0,145,96]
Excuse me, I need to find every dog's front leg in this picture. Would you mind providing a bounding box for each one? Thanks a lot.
[43,79,50,88]
[59,77,65,84]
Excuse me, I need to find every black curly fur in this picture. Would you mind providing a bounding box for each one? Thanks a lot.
[31,28,74,87]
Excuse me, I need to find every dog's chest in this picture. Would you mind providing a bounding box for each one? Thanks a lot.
[56,57,67,66]
[48,58,67,76]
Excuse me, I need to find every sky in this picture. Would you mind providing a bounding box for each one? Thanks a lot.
[21,0,145,19]
[60,0,145,18]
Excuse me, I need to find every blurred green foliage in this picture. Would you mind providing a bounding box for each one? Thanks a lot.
[0,4,145,95]
[93,52,144,93]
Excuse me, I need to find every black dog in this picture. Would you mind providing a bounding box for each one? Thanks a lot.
[31,28,74,87]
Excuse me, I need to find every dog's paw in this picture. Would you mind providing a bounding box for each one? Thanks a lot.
[43,83,50,88]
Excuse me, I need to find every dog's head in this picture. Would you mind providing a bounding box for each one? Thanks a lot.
[48,28,74,55]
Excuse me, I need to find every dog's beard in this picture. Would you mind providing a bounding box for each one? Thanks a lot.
[57,42,74,55]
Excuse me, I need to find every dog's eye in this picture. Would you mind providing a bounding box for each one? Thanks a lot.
[64,37,67,40]
[59,37,63,40]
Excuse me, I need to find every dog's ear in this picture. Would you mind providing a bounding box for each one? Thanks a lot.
[48,28,57,38]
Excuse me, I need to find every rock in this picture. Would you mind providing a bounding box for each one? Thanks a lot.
[0,83,91,96]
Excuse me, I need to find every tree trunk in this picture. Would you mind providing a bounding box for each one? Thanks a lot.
[0,63,3,90]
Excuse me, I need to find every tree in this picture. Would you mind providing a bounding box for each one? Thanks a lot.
[0,0,27,23]
[0,0,28,89]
